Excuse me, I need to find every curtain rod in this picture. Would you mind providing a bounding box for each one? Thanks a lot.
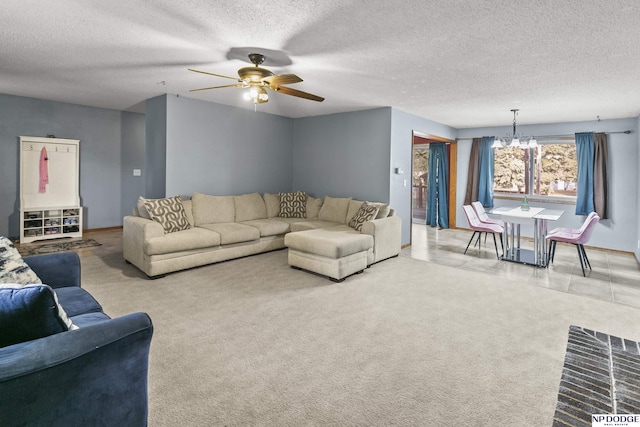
[455,130,632,141]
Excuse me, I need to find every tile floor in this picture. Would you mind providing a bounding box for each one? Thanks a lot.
[401,224,640,309]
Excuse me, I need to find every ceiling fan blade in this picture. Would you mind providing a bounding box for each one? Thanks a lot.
[189,83,244,92]
[272,85,324,102]
[262,74,303,86]
[188,68,239,81]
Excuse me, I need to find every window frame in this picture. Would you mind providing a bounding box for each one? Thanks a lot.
[493,138,577,203]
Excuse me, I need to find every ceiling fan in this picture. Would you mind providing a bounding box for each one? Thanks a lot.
[188,53,324,104]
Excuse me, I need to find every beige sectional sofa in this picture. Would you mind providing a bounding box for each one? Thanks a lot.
[123,192,401,281]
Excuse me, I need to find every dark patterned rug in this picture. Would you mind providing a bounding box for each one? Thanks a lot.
[553,325,640,426]
[18,238,102,256]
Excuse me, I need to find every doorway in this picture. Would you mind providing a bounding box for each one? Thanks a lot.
[411,132,457,234]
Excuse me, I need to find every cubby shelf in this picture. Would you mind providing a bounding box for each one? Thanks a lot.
[21,207,83,243]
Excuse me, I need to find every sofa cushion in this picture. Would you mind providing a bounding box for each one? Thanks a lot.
[290,220,342,232]
[54,286,103,317]
[234,193,267,222]
[370,202,391,218]
[306,196,324,219]
[0,284,77,348]
[182,199,195,227]
[241,219,290,237]
[263,193,280,218]
[143,196,191,234]
[279,191,307,218]
[69,311,111,328]
[192,193,236,225]
[145,228,221,256]
[199,223,260,245]
[0,236,42,285]
[318,196,352,224]
[284,228,374,259]
[348,203,380,231]
[346,200,366,224]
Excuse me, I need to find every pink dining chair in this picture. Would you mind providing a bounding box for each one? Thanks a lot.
[462,205,504,259]
[546,212,600,276]
[471,201,504,226]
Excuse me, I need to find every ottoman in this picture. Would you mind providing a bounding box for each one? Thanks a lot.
[284,227,374,282]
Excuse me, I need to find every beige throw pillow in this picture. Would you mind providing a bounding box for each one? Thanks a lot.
[317,196,352,224]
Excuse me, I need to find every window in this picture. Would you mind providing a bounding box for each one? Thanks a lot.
[493,142,577,198]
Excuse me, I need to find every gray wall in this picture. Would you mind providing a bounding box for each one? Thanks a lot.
[390,108,457,245]
[120,111,146,218]
[0,93,144,239]
[292,108,391,201]
[145,95,167,199]
[457,117,639,253]
[161,95,294,196]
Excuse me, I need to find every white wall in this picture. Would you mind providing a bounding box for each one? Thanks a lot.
[457,117,639,253]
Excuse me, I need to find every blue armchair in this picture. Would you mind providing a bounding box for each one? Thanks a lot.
[0,252,153,426]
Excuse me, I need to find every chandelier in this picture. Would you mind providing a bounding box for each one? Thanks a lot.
[492,109,537,148]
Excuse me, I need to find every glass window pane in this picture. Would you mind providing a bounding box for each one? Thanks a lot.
[493,147,527,194]
[534,144,577,197]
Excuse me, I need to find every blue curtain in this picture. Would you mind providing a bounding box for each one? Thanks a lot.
[575,132,595,215]
[426,143,449,228]
[477,136,495,207]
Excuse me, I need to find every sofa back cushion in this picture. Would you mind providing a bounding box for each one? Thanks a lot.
[234,193,267,222]
[192,193,236,225]
[263,193,280,218]
[0,284,77,348]
[346,200,365,225]
[318,196,352,224]
[306,196,324,219]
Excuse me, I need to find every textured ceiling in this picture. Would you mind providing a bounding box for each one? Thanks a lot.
[1,0,639,128]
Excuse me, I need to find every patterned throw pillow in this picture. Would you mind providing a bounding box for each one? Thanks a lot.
[0,236,42,285]
[143,196,191,234]
[348,203,380,231]
[279,191,307,218]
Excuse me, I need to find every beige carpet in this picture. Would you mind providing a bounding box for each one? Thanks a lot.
[79,249,640,427]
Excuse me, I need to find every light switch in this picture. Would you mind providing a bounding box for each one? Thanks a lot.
[133,169,141,176]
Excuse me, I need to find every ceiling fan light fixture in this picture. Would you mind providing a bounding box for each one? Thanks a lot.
[244,86,268,104]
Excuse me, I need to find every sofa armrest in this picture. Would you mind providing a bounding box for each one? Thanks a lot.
[361,214,402,263]
[0,312,153,427]
[23,252,81,289]
[123,215,164,268]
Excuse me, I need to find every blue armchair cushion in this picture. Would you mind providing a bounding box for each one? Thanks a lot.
[0,236,42,285]
[0,284,77,348]
[54,286,103,317]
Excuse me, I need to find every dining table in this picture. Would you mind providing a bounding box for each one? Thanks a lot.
[491,206,565,267]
